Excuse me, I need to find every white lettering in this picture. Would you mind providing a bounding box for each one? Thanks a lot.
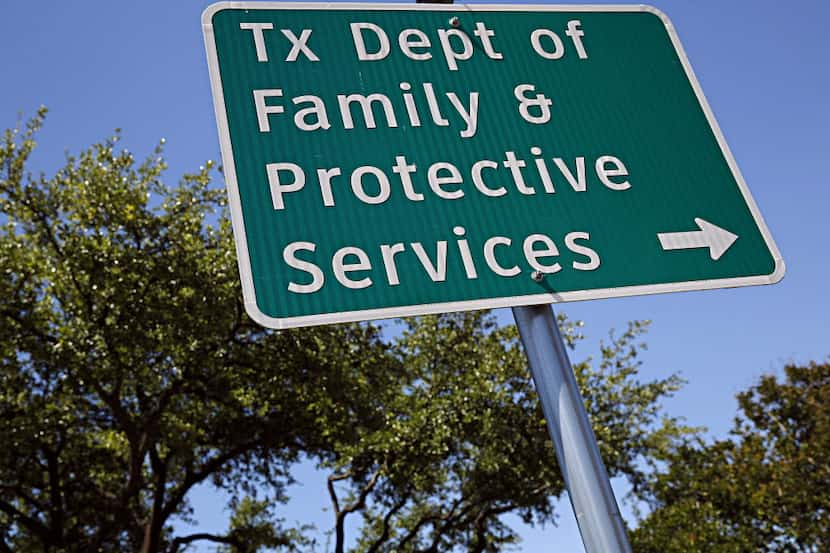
[292,95,330,131]
[447,92,479,138]
[392,155,423,201]
[471,160,505,197]
[398,29,432,60]
[530,29,565,59]
[240,22,273,62]
[284,242,324,293]
[337,93,398,130]
[473,22,503,60]
[316,167,340,207]
[428,162,464,200]
[266,162,304,210]
[553,157,587,192]
[411,241,448,282]
[380,243,406,285]
[523,233,562,274]
[595,155,631,190]
[484,236,520,277]
[253,89,284,133]
[351,166,391,205]
[565,20,588,59]
[453,226,478,279]
[281,29,319,61]
[332,246,373,289]
[437,28,473,71]
[504,151,534,195]
[423,83,449,127]
[565,232,600,270]
[351,22,391,61]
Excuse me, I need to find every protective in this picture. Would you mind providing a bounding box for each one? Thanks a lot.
[265,148,632,211]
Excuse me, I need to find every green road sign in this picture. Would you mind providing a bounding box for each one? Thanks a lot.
[202,2,783,329]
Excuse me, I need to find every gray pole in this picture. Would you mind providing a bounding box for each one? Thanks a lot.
[512,304,633,553]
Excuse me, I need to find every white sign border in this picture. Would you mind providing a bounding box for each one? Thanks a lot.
[202,2,785,330]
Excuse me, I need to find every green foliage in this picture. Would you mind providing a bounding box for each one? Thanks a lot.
[0,110,392,552]
[321,312,689,553]
[0,112,690,552]
[632,362,830,553]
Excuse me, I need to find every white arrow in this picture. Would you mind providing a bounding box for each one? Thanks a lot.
[657,218,739,260]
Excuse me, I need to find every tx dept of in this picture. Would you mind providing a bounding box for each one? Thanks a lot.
[240,19,589,67]
[237,17,616,293]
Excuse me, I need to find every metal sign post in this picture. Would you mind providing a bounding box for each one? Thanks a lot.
[513,304,632,553]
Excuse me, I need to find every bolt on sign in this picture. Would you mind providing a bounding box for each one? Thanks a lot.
[202,3,783,329]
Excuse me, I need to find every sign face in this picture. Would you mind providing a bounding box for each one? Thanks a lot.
[202,2,783,329]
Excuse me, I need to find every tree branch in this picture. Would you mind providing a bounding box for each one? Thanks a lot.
[0,308,57,345]
[140,445,169,553]
[469,503,516,553]
[366,493,410,553]
[43,446,64,546]
[341,468,382,516]
[333,467,383,553]
[0,499,52,545]
[327,470,354,516]
[396,497,466,553]
[169,532,240,553]
[161,440,259,522]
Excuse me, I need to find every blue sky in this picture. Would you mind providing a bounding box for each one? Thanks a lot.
[2,0,828,551]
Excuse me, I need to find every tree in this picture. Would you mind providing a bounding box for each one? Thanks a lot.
[315,312,690,553]
[1,112,691,552]
[0,109,395,551]
[632,362,830,553]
